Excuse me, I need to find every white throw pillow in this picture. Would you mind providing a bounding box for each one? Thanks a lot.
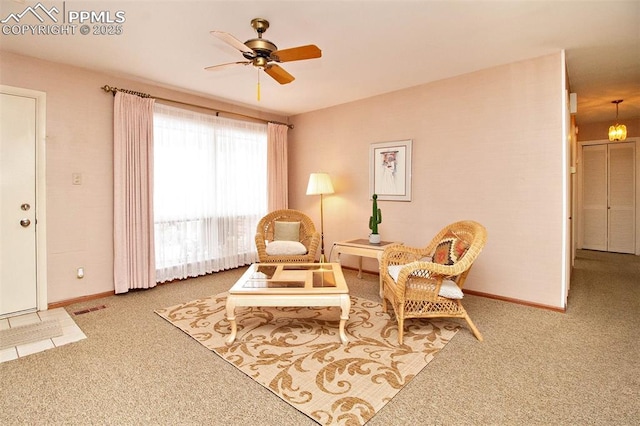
[265,240,308,256]
[274,221,300,241]
[387,264,463,299]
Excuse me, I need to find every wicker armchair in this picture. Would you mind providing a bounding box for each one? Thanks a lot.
[380,220,487,344]
[255,209,320,263]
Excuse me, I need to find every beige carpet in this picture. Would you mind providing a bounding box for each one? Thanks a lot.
[156,293,458,426]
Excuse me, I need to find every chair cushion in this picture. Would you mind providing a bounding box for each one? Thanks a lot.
[274,221,300,241]
[437,280,464,299]
[432,230,470,265]
[387,264,463,299]
[265,240,308,256]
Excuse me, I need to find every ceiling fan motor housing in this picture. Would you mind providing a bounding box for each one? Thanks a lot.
[244,38,277,56]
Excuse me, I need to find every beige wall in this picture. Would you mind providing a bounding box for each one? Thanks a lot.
[0,51,286,304]
[289,53,568,308]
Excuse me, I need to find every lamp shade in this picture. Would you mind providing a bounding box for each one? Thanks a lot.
[306,173,334,195]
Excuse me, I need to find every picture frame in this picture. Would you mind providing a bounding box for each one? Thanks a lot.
[369,139,412,201]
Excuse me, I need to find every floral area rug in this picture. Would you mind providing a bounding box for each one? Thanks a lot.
[156,293,458,425]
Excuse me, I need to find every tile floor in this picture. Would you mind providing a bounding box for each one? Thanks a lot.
[0,308,86,363]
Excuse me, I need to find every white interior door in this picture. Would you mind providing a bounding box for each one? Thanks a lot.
[608,143,635,253]
[0,92,38,317]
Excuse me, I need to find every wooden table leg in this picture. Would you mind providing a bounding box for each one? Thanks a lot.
[338,294,350,344]
[225,296,237,345]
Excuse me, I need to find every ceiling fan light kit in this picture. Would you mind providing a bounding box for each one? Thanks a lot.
[608,99,627,142]
[207,17,322,91]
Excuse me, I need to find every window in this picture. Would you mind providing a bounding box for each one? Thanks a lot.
[153,103,267,282]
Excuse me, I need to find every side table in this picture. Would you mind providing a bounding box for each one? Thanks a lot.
[331,239,401,297]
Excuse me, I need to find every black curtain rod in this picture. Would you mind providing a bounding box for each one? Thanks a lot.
[100,85,293,129]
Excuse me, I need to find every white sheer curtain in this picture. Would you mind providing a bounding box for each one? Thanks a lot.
[153,103,267,282]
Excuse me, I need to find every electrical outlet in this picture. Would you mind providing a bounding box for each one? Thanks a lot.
[77,267,84,279]
[72,173,82,185]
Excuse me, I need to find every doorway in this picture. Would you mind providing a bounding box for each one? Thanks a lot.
[0,85,47,318]
[578,140,637,254]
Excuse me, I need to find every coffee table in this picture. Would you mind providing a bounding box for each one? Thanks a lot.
[225,263,350,345]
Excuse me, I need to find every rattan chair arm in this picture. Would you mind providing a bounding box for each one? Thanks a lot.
[382,261,447,302]
[395,260,465,281]
[255,233,268,259]
[391,261,460,302]
[380,244,424,278]
[305,231,321,259]
[380,244,429,264]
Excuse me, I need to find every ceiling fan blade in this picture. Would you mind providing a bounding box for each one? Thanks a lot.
[264,64,295,84]
[210,31,252,54]
[271,45,321,62]
[205,61,251,71]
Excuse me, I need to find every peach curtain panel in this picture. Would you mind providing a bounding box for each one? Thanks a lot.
[267,123,288,211]
[113,92,156,294]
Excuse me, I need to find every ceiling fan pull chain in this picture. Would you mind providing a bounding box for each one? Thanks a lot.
[257,69,261,101]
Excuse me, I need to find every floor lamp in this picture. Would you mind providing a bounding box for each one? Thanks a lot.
[306,173,334,263]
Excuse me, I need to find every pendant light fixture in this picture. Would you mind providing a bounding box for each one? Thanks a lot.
[608,99,627,141]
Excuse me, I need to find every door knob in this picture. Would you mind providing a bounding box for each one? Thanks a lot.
[20,218,31,227]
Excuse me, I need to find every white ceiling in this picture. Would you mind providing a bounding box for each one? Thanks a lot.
[1,1,639,126]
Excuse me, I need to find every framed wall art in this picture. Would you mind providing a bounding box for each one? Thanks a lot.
[369,139,412,201]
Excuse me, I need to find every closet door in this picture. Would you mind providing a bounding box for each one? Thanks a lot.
[608,143,635,253]
[581,142,636,254]
[582,145,608,251]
